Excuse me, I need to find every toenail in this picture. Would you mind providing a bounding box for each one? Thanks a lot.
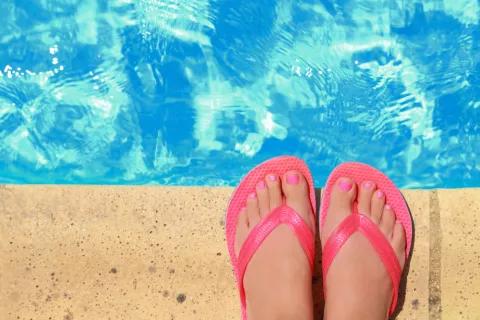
[338,180,353,192]
[241,207,246,211]
[257,181,266,189]
[249,192,256,199]
[269,174,277,181]
[385,204,392,210]
[286,174,300,185]
[363,182,372,189]
[377,190,384,198]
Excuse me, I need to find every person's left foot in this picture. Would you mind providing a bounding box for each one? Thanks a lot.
[235,171,315,320]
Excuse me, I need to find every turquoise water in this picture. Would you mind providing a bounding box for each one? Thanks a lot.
[0,0,479,188]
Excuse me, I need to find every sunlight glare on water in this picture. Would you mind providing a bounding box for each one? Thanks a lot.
[0,0,479,188]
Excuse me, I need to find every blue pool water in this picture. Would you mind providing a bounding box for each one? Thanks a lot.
[0,0,478,188]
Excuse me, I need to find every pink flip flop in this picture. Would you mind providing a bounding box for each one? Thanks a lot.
[320,162,413,317]
[226,156,316,320]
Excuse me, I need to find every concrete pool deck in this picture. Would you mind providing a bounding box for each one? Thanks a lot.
[0,186,479,320]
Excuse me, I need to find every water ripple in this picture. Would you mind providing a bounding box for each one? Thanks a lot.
[0,0,478,187]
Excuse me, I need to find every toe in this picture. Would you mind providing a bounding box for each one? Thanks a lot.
[281,170,313,228]
[357,181,376,216]
[321,177,357,244]
[328,177,357,215]
[391,222,407,269]
[246,192,260,226]
[256,180,270,217]
[380,204,396,239]
[266,174,282,210]
[370,190,385,224]
[235,208,249,257]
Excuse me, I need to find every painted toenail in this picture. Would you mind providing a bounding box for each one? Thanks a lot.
[286,174,300,184]
[257,181,266,189]
[249,192,256,199]
[377,190,384,198]
[385,204,392,210]
[269,175,277,181]
[241,207,246,211]
[363,182,372,189]
[338,180,353,192]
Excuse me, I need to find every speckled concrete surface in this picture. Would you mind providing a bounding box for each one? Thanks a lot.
[438,189,480,320]
[0,186,478,320]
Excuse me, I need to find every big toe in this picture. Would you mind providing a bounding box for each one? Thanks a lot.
[281,171,314,229]
[321,177,357,245]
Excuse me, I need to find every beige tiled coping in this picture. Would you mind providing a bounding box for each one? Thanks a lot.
[0,186,478,320]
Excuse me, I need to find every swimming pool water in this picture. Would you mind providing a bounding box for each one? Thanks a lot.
[0,0,478,188]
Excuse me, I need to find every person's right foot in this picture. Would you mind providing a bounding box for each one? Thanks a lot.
[321,178,407,320]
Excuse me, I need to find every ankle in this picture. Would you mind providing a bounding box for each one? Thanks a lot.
[248,304,313,320]
[325,296,389,320]
[246,285,313,320]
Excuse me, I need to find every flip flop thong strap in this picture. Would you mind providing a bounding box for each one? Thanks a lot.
[322,213,402,316]
[237,205,315,310]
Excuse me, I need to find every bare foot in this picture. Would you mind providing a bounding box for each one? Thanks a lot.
[321,178,406,320]
[235,171,315,320]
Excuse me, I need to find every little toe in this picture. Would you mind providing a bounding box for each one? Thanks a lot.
[235,208,249,257]
[281,170,313,228]
[392,222,407,269]
[266,174,282,210]
[370,190,386,224]
[246,192,260,226]
[357,181,376,216]
[256,180,270,217]
[380,204,396,239]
